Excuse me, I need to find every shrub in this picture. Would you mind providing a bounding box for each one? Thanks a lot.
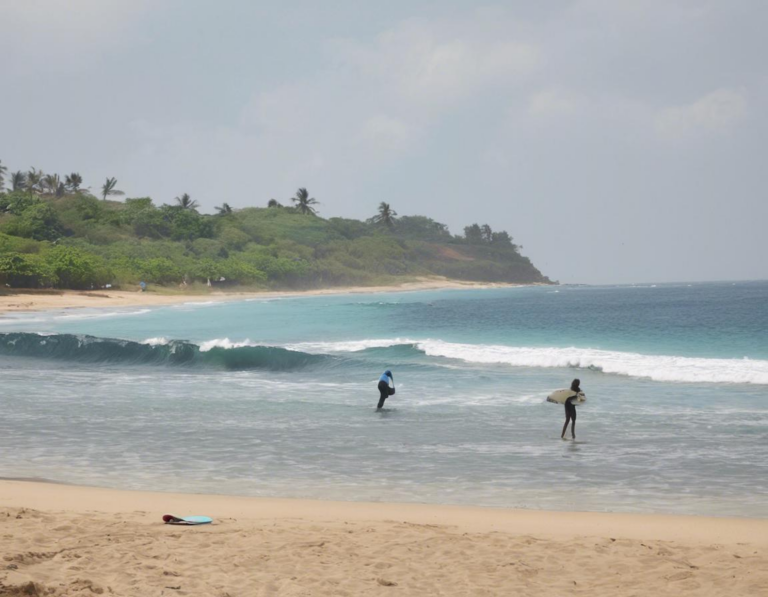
[0,252,55,287]
[2,203,66,241]
[44,246,111,289]
[135,257,182,285]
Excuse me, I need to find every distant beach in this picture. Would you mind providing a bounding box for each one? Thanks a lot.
[1,479,766,596]
[0,277,526,315]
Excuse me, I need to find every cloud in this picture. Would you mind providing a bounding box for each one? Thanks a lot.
[655,88,748,139]
[0,0,152,74]
[332,18,541,111]
[0,0,150,33]
[227,12,543,185]
[528,89,581,118]
[240,83,318,134]
[571,0,714,25]
[357,115,416,157]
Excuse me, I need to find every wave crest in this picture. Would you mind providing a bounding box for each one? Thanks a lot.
[2,333,766,384]
[289,338,768,385]
[0,333,332,372]
[417,340,768,385]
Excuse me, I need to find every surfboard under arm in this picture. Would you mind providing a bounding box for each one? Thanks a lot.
[546,389,586,404]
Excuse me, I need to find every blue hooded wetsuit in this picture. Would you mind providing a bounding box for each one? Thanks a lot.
[377,370,393,410]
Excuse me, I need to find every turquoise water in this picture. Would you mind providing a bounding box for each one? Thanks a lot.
[1,281,767,516]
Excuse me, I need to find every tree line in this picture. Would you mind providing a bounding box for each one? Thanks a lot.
[0,158,545,290]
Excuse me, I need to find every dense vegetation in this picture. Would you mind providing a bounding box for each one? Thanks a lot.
[0,161,550,291]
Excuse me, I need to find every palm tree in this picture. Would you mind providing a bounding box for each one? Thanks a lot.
[291,188,319,215]
[27,168,44,194]
[267,198,282,208]
[0,160,7,192]
[215,203,233,215]
[101,177,124,201]
[42,173,64,197]
[65,173,84,193]
[481,224,493,243]
[372,202,398,228]
[175,193,199,210]
[11,171,26,192]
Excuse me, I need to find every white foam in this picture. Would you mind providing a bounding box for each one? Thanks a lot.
[288,337,768,385]
[54,309,152,320]
[509,394,546,404]
[415,340,768,385]
[198,338,257,352]
[141,337,170,346]
[289,338,417,352]
[0,317,47,325]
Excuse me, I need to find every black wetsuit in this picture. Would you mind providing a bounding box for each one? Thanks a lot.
[564,397,577,421]
[562,384,580,439]
[377,380,390,410]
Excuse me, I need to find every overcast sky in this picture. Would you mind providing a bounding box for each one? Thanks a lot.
[1,0,765,284]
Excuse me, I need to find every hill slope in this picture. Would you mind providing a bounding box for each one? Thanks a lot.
[0,190,550,290]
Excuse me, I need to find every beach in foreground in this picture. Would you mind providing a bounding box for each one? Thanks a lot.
[0,278,522,315]
[1,480,766,596]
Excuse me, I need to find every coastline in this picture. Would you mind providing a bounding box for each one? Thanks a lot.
[1,480,766,596]
[0,277,526,315]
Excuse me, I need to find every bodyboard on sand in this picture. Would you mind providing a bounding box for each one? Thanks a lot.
[547,389,586,405]
[163,515,213,525]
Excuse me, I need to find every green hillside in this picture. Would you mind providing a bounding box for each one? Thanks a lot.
[0,163,550,291]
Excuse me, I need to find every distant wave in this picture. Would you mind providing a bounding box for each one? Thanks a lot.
[53,309,152,321]
[288,338,419,353]
[290,339,768,385]
[0,333,334,372]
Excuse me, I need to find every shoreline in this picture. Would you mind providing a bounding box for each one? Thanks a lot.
[1,479,767,543]
[0,277,528,315]
[1,479,766,595]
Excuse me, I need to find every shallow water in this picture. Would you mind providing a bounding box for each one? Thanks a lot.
[1,282,767,516]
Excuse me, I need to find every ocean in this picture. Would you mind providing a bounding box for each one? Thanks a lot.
[1,281,767,517]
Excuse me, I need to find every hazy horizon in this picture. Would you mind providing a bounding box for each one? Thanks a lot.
[1,0,765,285]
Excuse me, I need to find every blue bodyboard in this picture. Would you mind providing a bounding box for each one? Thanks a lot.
[164,515,212,525]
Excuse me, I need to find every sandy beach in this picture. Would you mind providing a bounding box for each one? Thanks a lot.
[0,480,765,596]
[0,278,521,315]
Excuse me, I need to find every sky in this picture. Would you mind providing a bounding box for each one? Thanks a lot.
[0,0,766,284]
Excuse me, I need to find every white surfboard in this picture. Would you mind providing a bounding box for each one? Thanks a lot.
[547,389,586,404]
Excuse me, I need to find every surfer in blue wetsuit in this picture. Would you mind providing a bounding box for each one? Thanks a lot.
[377,369,395,410]
[561,378,581,440]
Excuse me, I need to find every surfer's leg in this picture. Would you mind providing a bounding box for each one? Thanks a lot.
[561,407,571,439]
[377,381,388,410]
[571,407,576,439]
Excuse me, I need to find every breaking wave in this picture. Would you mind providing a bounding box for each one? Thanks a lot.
[0,333,333,371]
[290,339,768,385]
[2,333,766,384]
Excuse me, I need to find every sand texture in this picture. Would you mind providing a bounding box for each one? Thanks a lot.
[1,481,766,596]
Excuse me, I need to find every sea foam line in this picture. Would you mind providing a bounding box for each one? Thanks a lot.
[288,338,419,353]
[290,338,768,385]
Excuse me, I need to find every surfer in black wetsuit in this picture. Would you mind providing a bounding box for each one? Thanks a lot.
[561,378,580,440]
[377,370,395,410]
